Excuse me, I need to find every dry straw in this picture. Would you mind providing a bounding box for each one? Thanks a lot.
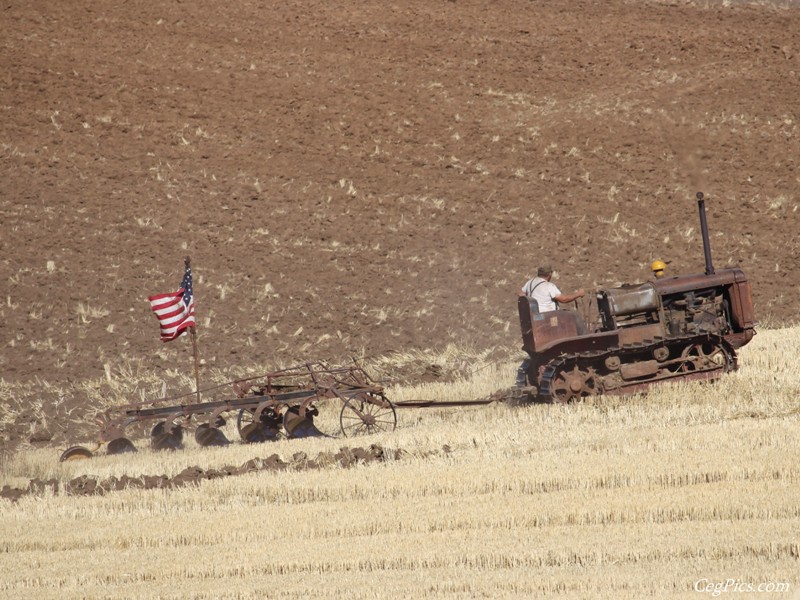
[1,327,799,599]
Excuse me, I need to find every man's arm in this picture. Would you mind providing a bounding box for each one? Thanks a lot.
[554,288,586,304]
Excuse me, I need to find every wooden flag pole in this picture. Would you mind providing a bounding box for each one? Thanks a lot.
[190,328,201,404]
[185,256,201,404]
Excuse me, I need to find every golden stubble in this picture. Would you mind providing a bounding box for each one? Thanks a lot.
[1,327,799,599]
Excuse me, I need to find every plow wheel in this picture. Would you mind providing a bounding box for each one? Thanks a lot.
[548,364,600,404]
[283,405,325,439]
[151,421,184,451]
[340,393,397,437]
[679,339,733,373]
[237,408,281,443]
[107,437,137,455]
[195,423,230,447]
[59,445,95,462]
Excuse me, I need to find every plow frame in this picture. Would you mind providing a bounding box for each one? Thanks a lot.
[85,362,394,451]
[61,360,501,461]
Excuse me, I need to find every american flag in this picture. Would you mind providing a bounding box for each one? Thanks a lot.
[148,262,196,342]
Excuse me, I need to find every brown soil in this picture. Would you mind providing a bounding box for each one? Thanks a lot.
[1,1,799,454]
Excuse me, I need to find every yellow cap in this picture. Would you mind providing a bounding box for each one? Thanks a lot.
[651,260,666,274]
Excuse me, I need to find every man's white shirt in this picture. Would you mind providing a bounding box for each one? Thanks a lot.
[521,277,562,312]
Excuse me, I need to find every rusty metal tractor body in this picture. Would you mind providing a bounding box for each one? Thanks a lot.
[517,193,756,403]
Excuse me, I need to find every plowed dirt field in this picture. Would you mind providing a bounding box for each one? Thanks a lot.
[1,0,799,451]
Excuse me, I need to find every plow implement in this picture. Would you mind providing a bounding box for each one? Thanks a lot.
[60,362,400,461]
[60,360,506,462]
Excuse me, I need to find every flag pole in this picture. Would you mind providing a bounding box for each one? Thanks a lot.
[185,255,201,404]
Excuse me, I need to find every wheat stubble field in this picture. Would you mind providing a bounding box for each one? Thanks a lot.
[1,327,799,599]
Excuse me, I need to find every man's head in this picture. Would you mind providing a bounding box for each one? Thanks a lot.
[537,265,554,280]
[651,260,666,278]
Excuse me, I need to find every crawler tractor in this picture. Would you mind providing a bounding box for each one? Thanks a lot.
[517,193,756,402]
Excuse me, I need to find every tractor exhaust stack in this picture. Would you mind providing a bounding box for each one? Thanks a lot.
[697,191,715,276]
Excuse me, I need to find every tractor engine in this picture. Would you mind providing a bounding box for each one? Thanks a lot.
[662,288,729,336]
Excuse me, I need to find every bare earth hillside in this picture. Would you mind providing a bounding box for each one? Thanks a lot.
[1,0,799,450]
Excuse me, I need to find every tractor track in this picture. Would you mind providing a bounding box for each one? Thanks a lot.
[538,333,737,402]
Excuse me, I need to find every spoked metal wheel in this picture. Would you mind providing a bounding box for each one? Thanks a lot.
[339,393,397,437]
[236,408,254,439]
[237,409,255,436]
[679,340,733,373]
[548,364,600,404]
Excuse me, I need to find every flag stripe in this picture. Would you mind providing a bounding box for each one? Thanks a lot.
[148,264,196,342]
